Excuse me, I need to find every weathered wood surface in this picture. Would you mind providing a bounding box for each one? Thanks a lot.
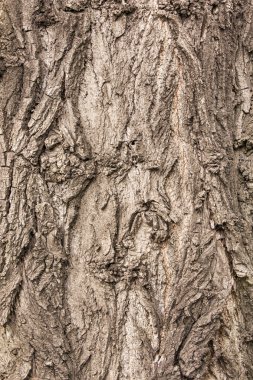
[0,0,253,379]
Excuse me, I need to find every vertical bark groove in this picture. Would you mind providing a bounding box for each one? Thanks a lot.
[0,0,253,379]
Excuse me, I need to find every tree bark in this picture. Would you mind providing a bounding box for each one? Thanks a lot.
[0,0,253,379]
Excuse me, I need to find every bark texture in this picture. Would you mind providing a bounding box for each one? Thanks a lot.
[1,0,253,379]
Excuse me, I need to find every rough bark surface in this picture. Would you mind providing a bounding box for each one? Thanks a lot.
[1,0,253,379]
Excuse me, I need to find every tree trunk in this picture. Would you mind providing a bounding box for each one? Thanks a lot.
[0,0,253,379]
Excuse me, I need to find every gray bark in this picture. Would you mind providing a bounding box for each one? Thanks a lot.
[0,0,253,379]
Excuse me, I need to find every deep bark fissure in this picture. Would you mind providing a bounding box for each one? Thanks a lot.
[0,1,253,379]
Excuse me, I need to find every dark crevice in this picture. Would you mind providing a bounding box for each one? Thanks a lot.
[63,7,87,13]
